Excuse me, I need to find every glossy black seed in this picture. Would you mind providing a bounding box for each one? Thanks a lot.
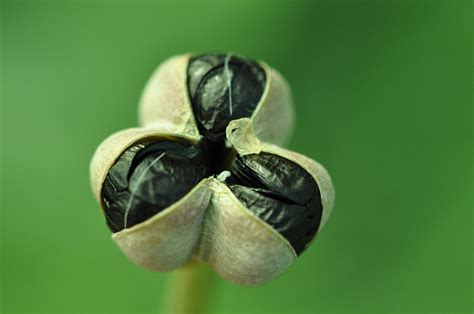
[228,153,323,255]
[187,54,266,141]
[102,140,210,232]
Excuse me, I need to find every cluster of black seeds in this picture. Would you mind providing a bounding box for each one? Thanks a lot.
[101,54,322,255]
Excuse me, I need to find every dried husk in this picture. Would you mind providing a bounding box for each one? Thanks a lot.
[200,180,297,285]
[113,179,212,271]
[138,55,201,141]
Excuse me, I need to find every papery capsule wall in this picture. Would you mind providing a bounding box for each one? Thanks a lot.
[199,180,297,286]
[138,55,201,140]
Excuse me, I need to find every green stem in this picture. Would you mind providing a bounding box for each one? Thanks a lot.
[162,262,216,314]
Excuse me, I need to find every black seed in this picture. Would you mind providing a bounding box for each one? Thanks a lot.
[187,54,266,142]
[101,140,211,232]
[228,153,323,255]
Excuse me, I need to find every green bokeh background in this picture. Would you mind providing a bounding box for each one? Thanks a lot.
[1,1,472,313]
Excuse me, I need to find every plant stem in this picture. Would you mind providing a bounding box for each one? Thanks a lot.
[162,261,216,314]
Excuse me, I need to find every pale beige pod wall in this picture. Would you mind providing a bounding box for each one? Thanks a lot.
[138,54,294,146]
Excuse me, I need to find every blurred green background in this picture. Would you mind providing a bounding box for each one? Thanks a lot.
[1,0,472,313]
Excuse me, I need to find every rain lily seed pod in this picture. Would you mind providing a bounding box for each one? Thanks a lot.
[90,54,334,285]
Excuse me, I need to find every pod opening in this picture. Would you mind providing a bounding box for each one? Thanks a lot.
[101,139,211,232]
[187,54,266,142]
[227,153,323,255]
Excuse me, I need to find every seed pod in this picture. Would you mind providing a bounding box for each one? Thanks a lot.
[90,119,334,285]
[139,53,294,146]
[90,54,334,285]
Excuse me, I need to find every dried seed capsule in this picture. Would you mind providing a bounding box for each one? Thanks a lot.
[139,53,294,146]
[91,54,335,286]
